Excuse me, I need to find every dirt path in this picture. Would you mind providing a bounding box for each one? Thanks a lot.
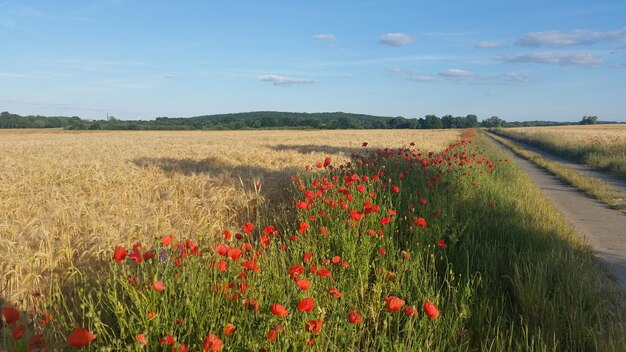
[486,133,626,292]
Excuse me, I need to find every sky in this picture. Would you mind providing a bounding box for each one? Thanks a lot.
[1,0,625,122]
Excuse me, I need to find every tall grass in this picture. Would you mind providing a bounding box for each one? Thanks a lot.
[493,125,626,180]
[2,130,622,351]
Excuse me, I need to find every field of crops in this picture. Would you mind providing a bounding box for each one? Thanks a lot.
[495,124,626,179]
[1,128,624,351]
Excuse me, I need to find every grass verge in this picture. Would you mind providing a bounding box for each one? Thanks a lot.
[2,130,624,351]
[486,132,625,212]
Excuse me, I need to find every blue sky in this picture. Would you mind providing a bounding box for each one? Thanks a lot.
[1,0,625,122]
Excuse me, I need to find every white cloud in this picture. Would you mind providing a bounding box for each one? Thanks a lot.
[386,68,436,82]
[497,52,604,67]
[439,68,473,77]
[379,33,414,46]
[518,27,626,47]
[257,74,316,86]
[476,41,501,49]
[313,34,336,41]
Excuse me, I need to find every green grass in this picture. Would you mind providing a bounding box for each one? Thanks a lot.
[486,132,625,211]
[3,130,624,351]
[492,128,626,180]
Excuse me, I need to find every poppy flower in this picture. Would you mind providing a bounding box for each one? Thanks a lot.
[67,327,96,347]
[423,301,440,319]
[317,268,331,277]
[328,287,342,298]
[2,306,20,324]
[242,222,254,234]
[419,199,427,206]
[11,325,26,340]
[28,333,44,350]
[323,157,332,167]
[271,303,289,317]
[160,335,175,345]
[267,328,278,341]
[385,296,405,312]
[304,319,323,334]
[298,221,309,233]
[113,246,128,263]
[380,217,391,225]
[135,333,148,345]
[224,323,236,336]
[349,210,363,221]
[289,265,305,279]
[404,306,418,317]
[147,311,157,319]
[297,298,315,313]
[348,310,362,324]
[413,217,427,228]
[436,239,448,248]
[226,248,243,261]
[331,256,341,264]
[202,333,222,351]
[296,279,311,290]
[217,260,228,272]
[153,280,166,292]
[160,234,174,246]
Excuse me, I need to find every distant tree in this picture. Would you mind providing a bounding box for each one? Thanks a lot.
[441,115,456,129]
[580,116,598,125]
[464,114,478,128]
[423,115,442,129]
[481,116,504,128]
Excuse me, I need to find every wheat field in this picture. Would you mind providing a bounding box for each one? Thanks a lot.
[0,129,461,310]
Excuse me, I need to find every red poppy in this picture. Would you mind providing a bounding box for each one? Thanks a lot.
[328,287,342,298]
[349,210,363,221]
[296,278,311,290]
[419,199,427,206]
[385,296,405,312]
[391,185,400,193]
[226,248,243,261]
[202,333,222,351]
[2,306,20,324]
[297,298,315,312]
[160,234,174,246]
[224,323,236,336]
[413,217,427,228]
[317,268,331,277]
[378,248,386,255]
[113,246,128,263]
[11,325,26,340]
[323,157,332,167]
[331,256,341,264]
[298,221,309,233]
[348,310,362,324]
[380,217,391,225]
[304,319,323,334]
[242,222,254,234]
[404,306,418,317]
[160,335,175,345]
[289,265,305,279]
[67,327,96,347]
[271,303,289,317]
[423,301,440,319]
[153,280,166,292]
[28,333,44,350]
[135,333,148,345]
[147,311,157,319]
[436,239,448,248]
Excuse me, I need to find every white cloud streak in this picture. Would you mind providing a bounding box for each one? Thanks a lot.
[497,52,604,67]
[475,41,501,49]
[313,34,336,41]
[257,74,316,86]
[518,27,626,47]
[379,33,414,46]
[439,68,473,77]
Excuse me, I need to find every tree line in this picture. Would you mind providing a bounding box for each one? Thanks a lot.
[0,111,617,130]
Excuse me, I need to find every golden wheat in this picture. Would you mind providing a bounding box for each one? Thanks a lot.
[0,129,460,309]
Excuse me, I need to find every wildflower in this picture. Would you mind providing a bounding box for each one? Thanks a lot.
[404,306,418,317]
[160,335,175,345]
[297,298,315,312]
[2,307,20,324]
[348,310,362,324]
[436,239,448,248]
[423,301,440,319]
[67,327,96,347]
[380,217,391,225]
[298,221,309,233]
[331,256,341,264]
[136,333,148,345]
[147,311,157,319]
[202,333,222,351]
[242,222,254,234]
[224,323,236,336]
[305,319,323,334]
[349,210,363,221]
[296,278,311,290]
[317,268,331,277]
[413,217,427,228]
[11,325,26,340]
[385,296,405,312]
[323,157,332,167]
[160,234,174,246]
[271,304,289,317]
[113,246,128,263]
[328,287,342,298]
[153,280,166,292]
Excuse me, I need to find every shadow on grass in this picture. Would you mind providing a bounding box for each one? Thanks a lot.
[267,144,366,157]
